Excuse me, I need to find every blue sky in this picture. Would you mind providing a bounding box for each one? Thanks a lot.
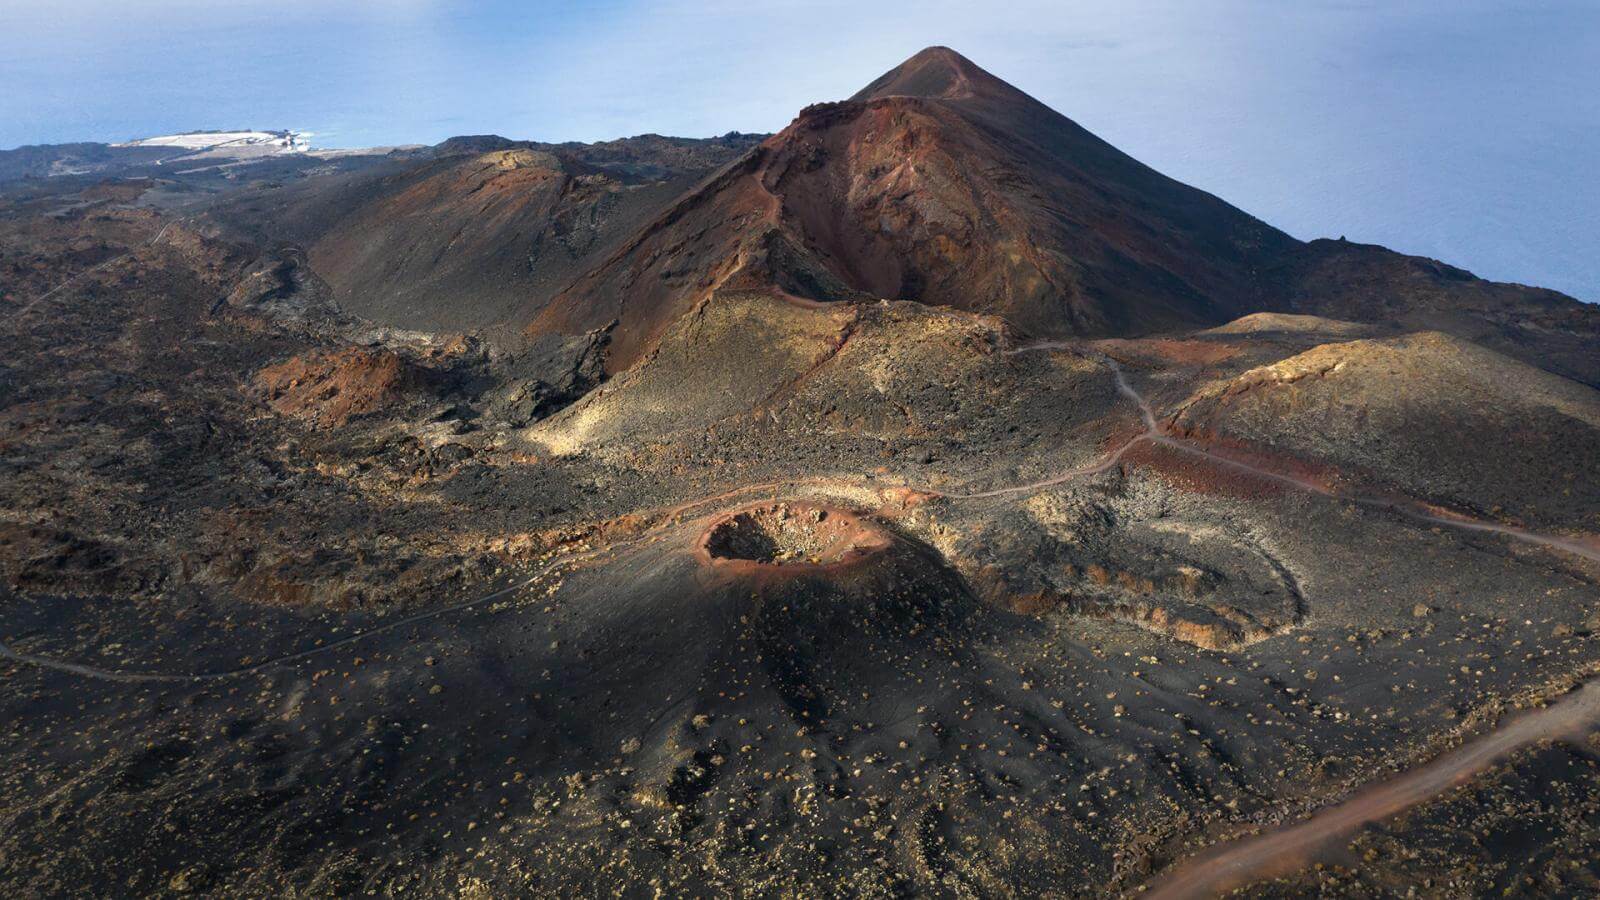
[3,0,1597,300]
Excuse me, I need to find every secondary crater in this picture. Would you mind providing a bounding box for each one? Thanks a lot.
[698,502,891,570]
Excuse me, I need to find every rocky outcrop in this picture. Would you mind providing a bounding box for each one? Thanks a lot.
[254,347,428,428]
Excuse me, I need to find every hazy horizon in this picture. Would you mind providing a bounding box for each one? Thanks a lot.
[4,0,1597,301]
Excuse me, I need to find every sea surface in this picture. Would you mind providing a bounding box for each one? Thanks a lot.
[3,0,1596,301]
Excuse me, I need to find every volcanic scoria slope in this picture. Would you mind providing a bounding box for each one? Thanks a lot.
[3,47,1600,898]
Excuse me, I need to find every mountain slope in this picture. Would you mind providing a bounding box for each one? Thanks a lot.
[209,134,763,334]
[1267,237,1600,387]
[1169,330,1600,531]
[188,47,1597,384]
[533,47,1296,370]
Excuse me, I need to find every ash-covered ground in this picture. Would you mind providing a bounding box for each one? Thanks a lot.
[3,48,1600,899]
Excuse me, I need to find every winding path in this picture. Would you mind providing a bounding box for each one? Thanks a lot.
[935,343,1158,500]
[2,333,1598,898]
[0,558,578,684]
[7,338,1593,684]
[8,221,178,319]
[987,343,1600,897]
[1142,430,1600,565]
[1141,680,1600,900]
[997,342,1600,566]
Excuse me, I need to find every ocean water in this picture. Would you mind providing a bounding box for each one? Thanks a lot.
[3,0,1596,301]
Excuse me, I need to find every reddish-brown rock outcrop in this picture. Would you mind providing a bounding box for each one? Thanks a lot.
[254,347,426,428]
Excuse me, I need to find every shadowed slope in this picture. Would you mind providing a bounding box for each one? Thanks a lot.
[208,135,763,334]
[173,47,1597,387]
[533,47,1295,370]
